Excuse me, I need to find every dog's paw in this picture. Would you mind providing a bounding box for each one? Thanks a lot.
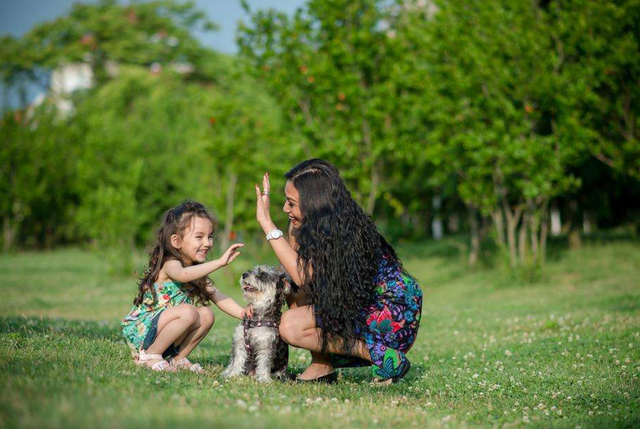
[221,368,242,379]
[271,371,292,381]
[255,373,273,383]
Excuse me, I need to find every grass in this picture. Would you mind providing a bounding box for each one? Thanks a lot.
[0,239,639,429]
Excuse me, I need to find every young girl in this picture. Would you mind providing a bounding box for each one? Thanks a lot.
[122,200,249,373]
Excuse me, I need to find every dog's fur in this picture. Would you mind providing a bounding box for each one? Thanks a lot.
[221,265,292,382]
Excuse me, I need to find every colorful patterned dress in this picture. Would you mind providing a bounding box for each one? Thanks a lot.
[323,255,423,379]
[121,281,194,358]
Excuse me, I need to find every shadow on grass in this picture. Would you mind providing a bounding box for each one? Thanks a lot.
[545,231,639,262]
[0,316,121,341]
[0,316,428,385]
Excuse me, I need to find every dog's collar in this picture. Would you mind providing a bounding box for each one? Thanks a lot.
[242,317,280,361]
[242,317,279,329]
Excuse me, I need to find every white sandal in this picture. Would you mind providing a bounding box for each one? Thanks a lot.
[170,357,204,374]
[136,350,176,372]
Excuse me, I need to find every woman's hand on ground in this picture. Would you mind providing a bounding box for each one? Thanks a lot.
[217,243,244,267]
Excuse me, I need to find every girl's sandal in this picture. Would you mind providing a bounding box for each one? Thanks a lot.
[170,357,205,374]
[136,350,176,372]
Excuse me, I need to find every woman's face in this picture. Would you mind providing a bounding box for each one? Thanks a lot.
[283,180,303,228]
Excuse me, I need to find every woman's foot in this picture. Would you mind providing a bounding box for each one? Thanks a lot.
[296,362,334,381]
[372,355,411,384]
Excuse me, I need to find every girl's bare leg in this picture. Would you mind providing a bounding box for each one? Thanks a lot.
[145,304,200,362]
[173,307,215,360]
[279,304,372,380]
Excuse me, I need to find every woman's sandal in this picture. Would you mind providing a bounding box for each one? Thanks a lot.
[170,357,205,374]
[372,359,411,385]
[295,371,338,384]
[136,350,176,372]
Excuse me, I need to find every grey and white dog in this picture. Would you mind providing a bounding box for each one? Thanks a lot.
[222,265,292,382]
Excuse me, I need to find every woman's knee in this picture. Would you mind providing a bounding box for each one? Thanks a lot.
[197,306,215,329]
[279,310,302,345]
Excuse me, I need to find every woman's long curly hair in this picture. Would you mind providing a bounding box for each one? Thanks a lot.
[134,200,218,306]
[286,159,405,354]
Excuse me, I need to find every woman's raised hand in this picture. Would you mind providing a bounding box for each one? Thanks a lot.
[255,172,275,232]
[217,243,244,267]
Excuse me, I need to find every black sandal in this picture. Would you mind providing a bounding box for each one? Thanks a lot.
[295,371,338,384]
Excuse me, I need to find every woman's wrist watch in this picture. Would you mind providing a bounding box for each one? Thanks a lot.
[265,229,284,241]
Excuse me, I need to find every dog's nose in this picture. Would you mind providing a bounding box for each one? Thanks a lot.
[241,272,248,280]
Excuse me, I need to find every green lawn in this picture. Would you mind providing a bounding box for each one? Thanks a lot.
[0,240,639,429]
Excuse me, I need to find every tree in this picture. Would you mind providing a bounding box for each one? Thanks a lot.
[19,0,215,84]
[238,0,408,214]
[398,0,586,267]
[547,0,640,180]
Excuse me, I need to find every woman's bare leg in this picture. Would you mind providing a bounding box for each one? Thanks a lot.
[279,305,371,380]
[285,288,338,379]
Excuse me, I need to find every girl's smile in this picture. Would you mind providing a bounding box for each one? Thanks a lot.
[177,217,214,264]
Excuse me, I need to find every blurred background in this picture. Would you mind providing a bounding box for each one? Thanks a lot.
[1,0,639,276]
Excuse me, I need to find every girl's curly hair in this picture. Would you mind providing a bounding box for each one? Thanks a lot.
[134,200,218,306]
[286,159,405,354]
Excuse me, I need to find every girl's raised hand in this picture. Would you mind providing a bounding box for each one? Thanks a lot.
[217,243,244,266]
[255,172,274,232]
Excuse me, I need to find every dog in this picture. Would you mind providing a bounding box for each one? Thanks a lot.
[222,265,292,382]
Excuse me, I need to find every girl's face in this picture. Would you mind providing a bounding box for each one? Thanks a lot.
[283,180,303,228]
[172,216,214,264]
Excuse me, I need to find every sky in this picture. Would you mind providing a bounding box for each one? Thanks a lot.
[0,0,306,107]
[0,0,306,53]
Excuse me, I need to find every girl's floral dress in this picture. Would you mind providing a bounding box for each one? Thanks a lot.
[121,281,193,358]
[324,255,423,379]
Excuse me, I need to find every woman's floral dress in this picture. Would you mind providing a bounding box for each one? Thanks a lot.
[326,255,423,379]
[121,281,193,358]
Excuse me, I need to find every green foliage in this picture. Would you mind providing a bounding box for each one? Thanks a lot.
[1,0,640,270]
[0,106,77,250]
[19,0,214,81]
[238,0,412,214]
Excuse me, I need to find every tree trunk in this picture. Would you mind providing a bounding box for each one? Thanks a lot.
[566,200,582,249]
[502,198,523,268]
[530,210,539,262]
[431,195,443,240]
[468,206,480,267]
[538,201,549,264]
[366,160,381,216]
[518,211,529,263]
[3,217,16,252]
[491,208,506,247]
[448,213,460,233]
[221,174,238,252]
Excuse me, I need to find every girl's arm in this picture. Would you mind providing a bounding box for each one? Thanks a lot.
[209,288,248,320]
[163,244,244,283]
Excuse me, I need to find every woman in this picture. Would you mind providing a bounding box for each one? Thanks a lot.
[255,159,422,383]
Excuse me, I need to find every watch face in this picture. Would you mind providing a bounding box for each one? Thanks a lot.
[268,230,283,240]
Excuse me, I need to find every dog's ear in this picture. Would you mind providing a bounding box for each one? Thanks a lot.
[277,273,295,296]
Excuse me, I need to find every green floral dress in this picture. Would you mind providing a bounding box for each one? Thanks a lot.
[121,281,194,358]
